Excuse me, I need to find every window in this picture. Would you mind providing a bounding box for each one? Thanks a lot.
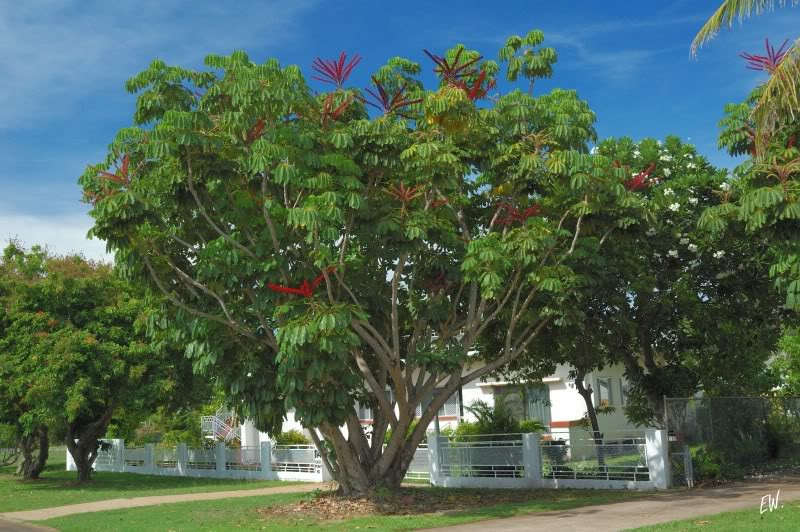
[415,389,460,417]
[595,377,612,407]
[493,384,551,426]
[358,390,394,421]
[619,379,630,406]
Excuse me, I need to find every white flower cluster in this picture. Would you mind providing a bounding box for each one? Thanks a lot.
[688,259,701,269]
[663,188,674,196]
[713,250,725,259]
[720,182,731,192]
[660,154,672,162]
[687,162,697,169]
[669,203,680,212]
[668,249,679,258]
[663,168,672,177]
[646,228,657,236]
[688,197,699,205]
[688,243,698,253]
[679,237,690,245]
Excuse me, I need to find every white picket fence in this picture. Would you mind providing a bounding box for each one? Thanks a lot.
[66,440,332,482]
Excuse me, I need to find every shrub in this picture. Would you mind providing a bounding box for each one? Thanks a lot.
[518,419,547,433]
[274,429,310,446]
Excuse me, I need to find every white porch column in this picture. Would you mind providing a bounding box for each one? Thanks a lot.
[240,419,260,448]
[645,429,669,489]
[523,433,542,487]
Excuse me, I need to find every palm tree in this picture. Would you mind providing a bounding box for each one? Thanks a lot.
[692,1,800,152]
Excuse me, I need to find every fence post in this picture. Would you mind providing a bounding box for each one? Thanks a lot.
[144,443,155,470]
[260,441,275,480]
[215,441,227,476]
[523,433,542,487]
[427,433,442,486]
[176,443,188,475]
[65,447,75,472]
[117,439,125,472]
[645,429,669,489]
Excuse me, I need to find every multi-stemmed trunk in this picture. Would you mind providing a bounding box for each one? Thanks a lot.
[17,426,49,480]
[64,402,117,482]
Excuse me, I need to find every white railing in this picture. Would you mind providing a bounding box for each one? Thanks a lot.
[272,444,318,474]
[187,447,216,470]
[68,440,331,482]
[405,444,430,480]
[200,415,241,442]
[540,437,649,482]
[226,446,261,471]
[428,430,669,490]
[439,434,524,479]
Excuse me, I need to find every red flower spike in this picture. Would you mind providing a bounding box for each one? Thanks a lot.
[245,118,265,146]
[362,77,423,116]
[388,182,423,203]
[430,198,449,208]
[423,48,482,84]
[494,202,543,225]
[788,135,796,149]
[85,154,133,205]
[268,268,336,299]
[624,163,656,192]
[456,70,496,101]
[311,52,361,88]
[740,38,789,72]
[423,273,451,294]
[321,94,354,127]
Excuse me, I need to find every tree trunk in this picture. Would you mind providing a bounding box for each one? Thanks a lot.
[575,369,606,467]
[18,426,49,480]
[65,435,100,483]
[316,421,419,496]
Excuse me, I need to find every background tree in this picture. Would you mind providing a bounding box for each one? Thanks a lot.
[0,243,53,479]
[80,32,649,494]
[0,243,194,481]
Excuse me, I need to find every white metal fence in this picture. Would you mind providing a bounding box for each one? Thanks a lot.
[429,430,668,490]
[65,430,670,490]
[67,440,331,482]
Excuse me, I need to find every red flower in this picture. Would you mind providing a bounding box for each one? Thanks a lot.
[312,52,361,88]
[455,70,496,101]
[245,118,265,146]
[361,77,423,116]
[423,48,481,84]
[495,202,543,225]
[387,182,423,203]
[740,38,789,72]
[624,163,656,192]
[268,268,336,299]
[85,154,133,205]
[321,94,354,127]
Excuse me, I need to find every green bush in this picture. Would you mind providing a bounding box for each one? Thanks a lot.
[693,446,744,481]
[273,429,310,445]
[518,419,547,433]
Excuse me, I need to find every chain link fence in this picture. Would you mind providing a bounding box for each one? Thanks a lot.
[665,397,800,485]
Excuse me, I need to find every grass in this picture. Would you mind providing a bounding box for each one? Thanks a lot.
[42,486,645,531]
[0,450,297,513]
[631,499,800,531]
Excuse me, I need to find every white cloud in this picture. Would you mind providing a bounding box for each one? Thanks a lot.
[0,0,318,128]
[0,212,112,262]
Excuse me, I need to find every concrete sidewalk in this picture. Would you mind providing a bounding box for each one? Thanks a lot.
[427,479,800,531]
[0,482,332,522]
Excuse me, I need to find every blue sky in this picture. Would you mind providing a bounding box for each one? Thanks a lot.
[2,0,798,259]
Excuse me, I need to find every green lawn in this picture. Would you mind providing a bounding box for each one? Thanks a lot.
[631,500,800,531]
[0,452,297,513]
[42,487,645,531]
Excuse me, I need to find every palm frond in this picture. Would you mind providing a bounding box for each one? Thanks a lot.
[753,38,800,152]
[691,0,797,55]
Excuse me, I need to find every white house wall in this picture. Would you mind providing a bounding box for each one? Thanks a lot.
[252,362,640,441]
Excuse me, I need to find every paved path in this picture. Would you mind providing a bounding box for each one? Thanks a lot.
[0,516,53,531]
[428,479,800,531]
[0,482,332,523]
